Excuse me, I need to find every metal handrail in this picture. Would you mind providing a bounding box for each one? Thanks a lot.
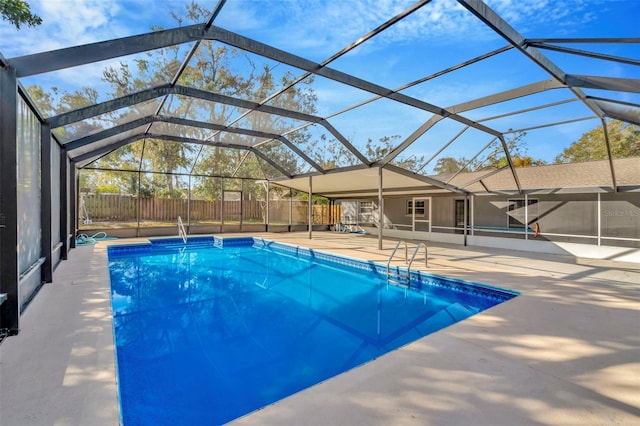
[386,240,408,279]
[407,242,428,271]
[387,241,427,284]
[177,216,187,244]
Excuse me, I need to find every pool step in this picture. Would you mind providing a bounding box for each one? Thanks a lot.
[386,270,410,285]
[149,236,215,251]
[386,240,428,286]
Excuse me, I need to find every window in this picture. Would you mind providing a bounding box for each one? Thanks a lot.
[358,200,374,224]
[507,198,538,228]
[359,201,374,214]
[406,200,425,216]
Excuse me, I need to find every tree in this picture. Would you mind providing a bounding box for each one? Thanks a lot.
[1,0,41,29]
[481,131,543,170]
[431,130,546,175]
[25,1,316,200]
[365,135,425,172]
[554,120,640,163]
[433,157,467,174]
[309,134,425,172]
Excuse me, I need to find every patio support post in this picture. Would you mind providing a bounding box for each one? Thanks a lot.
[470,194,475,237]
[289,188,292,231]
[378,166,383,250]
[136,170,141,237]
[308,176,313,239]
[69,162,77,248]
[525,192,529,241]
[463,193,468,246]
[187,174,191,230]
[40,123,53,283]
[59,149,69,260]
[265,181,269,232]
[597,192,601,246]
[0,64,20,335]
[240,179,244,231]
[220,177,225,231]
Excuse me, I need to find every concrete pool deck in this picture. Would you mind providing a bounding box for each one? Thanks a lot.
[1,232,638,425]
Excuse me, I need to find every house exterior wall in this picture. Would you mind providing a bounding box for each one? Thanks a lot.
[336,191,640,260]
[601,192,640,245]
[432,194,460,231]
[472,194,599,243]
[383,198,409,227]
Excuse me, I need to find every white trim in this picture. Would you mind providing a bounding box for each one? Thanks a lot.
[412,197,431,232]
[597,192,601,246]
[525,193,528,241]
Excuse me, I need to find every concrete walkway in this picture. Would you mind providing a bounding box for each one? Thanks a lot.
[1,232,638,425]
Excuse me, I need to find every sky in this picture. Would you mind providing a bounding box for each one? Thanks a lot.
[1,0,639,169]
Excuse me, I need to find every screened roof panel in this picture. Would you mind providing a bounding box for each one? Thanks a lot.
[54,97,163,144]
[399,120,485,175]
[477,100,597,134]
[86,140,145,171]
[265,74,373,118]
[212,1,405,63]
[2,0,638,194]
[326,1,508,89]
[325,96,432,158]
[230,110,310,136]
[421,130,503,176]
[515,0,636,38]
[583,89,640,106]
[140,139,201,174]
[253,139,303,177]
[461,87,579,123]
[159,93,247,124]
[404,49,553,111]
[67,124,151,159]
[147,121,214,141]
[0,4,185,58]
[542,49,640,80]
[176,40,308,103]
[200,148,266,179]
[19,42,196,109]
[286,123,362,171]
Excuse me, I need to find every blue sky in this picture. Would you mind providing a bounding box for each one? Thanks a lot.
[1,0,638,169]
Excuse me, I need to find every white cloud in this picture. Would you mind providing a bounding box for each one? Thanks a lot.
[1,0,123,56]
[485,0,597,32]
[0,0,181,58]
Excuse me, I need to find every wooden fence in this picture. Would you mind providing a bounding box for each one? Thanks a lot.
[80,194,340,226]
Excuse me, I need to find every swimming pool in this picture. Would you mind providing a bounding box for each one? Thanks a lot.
[107,236,517,425]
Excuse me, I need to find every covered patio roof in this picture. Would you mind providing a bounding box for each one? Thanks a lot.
[272,157,640,199]
[272,164,462,199]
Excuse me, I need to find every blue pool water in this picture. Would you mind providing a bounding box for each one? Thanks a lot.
[108,237,517,425]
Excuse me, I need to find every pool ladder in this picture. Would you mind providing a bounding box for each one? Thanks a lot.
[386,241,428,285]
[177,216,187,244]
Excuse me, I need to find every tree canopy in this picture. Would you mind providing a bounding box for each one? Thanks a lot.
[1,0,41,29]
[432,131,545,175]
[554,120,640,163]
